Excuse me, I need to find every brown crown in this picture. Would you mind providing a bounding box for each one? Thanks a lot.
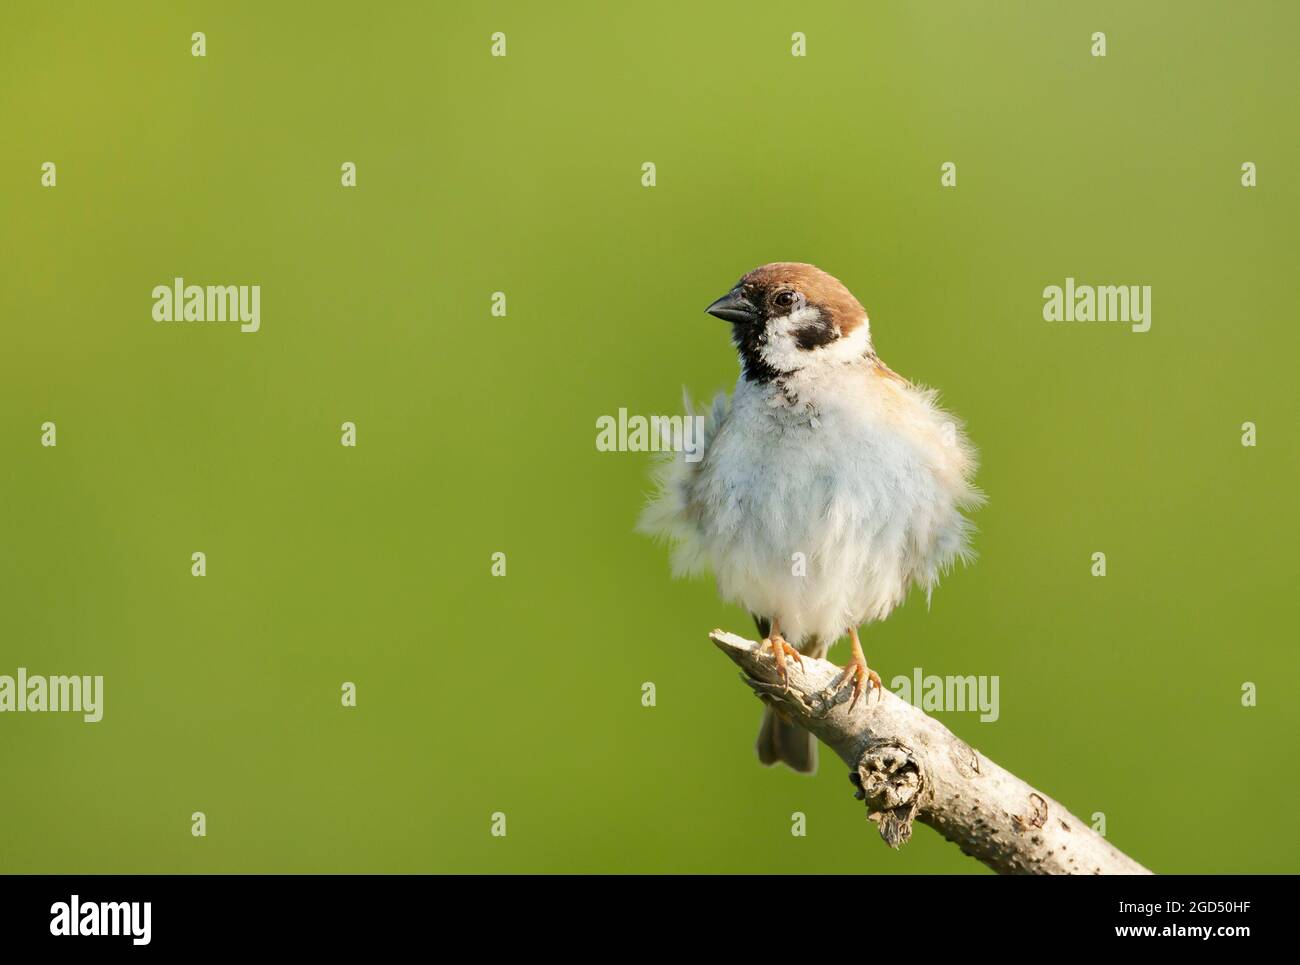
[740,263,867,335]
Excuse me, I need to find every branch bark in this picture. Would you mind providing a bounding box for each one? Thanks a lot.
[710,629,1151,875]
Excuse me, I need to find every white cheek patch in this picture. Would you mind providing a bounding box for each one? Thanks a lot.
[759,306,824,372]
[759,307,873,372]
[829,316,872,359]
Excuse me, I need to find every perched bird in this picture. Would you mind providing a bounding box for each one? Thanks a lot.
[640,263,982,773]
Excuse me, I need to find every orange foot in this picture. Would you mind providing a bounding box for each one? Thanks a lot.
[838,626,882,711]
[838,655,882,712]
[760,634,803,684]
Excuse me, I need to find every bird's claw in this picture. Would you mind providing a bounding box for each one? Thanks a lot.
[838,656,882,712]
[760,634,803,685]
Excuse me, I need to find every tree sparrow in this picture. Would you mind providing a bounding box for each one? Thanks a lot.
[640,263,982,773]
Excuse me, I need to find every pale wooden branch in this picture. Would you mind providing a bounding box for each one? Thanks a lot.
[710,629,1151,875]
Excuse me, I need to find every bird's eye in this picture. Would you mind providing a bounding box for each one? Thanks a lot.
[774,290,797,309]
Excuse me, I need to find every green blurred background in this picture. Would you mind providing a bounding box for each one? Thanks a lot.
[2,1,1296,873]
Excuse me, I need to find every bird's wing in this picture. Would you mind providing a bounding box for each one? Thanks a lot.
[636,388,730,578]
[858,357,985,598]
[865,351,913,387]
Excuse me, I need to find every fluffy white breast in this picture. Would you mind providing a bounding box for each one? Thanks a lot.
[640,357,981,652]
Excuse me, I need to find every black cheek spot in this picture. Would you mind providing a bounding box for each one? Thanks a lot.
[794,316,840,351]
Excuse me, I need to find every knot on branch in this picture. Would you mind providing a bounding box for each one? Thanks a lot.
[851,739,923,849]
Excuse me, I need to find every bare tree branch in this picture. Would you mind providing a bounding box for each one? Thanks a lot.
[710,629,1151,875]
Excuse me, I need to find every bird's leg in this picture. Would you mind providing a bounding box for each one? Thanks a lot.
[838,626,882,711]
[760,616,803,684]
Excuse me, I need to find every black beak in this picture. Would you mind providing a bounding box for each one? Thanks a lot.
[705,289,760,325]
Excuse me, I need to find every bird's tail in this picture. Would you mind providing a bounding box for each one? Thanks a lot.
[750,615,819,773]
[756,708,817,774]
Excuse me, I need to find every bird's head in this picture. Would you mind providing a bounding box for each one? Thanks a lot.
[705,263,872,383]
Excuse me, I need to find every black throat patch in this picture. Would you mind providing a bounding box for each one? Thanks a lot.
[731,322,782,384]
[733,307,841,384]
